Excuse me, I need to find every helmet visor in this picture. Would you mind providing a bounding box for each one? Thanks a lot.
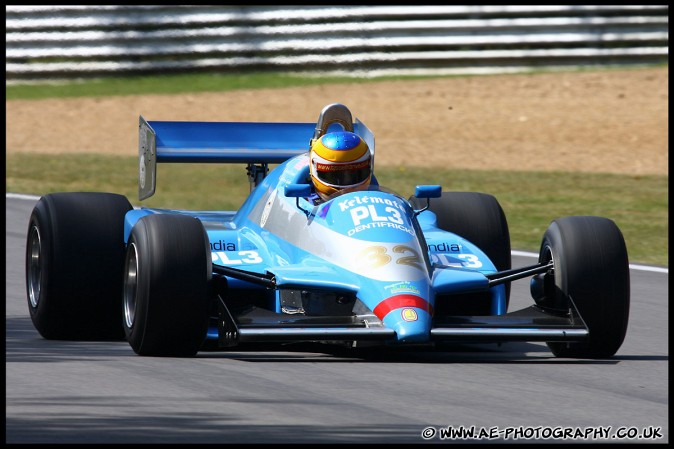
[314,158,371,187]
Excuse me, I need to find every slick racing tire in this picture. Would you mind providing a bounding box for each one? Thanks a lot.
[411,192,512,307]
[540,216,630,359]
[124,214,211,357]
[25,192,133,340]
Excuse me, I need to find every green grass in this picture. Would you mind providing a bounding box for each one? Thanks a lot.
[5,71,420,100]
[7,65,665,100]
[6,153,668,267]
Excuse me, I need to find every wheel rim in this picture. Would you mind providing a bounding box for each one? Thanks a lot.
[27,225,42,308]
[541,244,553,266]
[541,244,555,297]
[123,242,139,329]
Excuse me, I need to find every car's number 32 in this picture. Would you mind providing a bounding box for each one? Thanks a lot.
[357,245,423,271]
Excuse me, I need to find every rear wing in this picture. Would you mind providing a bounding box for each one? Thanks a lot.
[138,103,375,200]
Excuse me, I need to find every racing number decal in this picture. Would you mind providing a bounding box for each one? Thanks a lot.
[357,246,391,269]
[357,245,422,270]
[393,245,424,270]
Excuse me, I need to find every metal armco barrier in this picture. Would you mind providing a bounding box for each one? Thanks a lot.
[5,5,669,82]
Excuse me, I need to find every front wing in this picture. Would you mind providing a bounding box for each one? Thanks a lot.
[212,292,589,346]
[209,260,589,347]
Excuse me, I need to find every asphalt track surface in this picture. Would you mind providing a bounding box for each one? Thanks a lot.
[5,194,669,444]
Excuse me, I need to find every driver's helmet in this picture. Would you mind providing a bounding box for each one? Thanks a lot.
[309,131,372,201]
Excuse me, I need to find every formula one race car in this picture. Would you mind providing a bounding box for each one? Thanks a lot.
[25,103,630,359]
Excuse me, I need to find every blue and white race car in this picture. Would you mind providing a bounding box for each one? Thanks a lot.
[25,103,630,358]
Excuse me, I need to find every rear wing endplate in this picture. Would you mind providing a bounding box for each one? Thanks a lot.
[138,105,375,200]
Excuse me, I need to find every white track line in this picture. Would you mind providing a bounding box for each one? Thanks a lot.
[512,250,668,274]
[6,193,41,201]
[7,193,668,274]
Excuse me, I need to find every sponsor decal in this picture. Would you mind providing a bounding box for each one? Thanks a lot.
[431,253,483,269]
[384,281,421,296]
[348,221,415,237]
[350,204,403,226]
[401,308,418,322]
[428,242,462,252]
[212,250,263,265]
[209,240,237,251]
[372,294,433,320]
[338,195,405,213]
[280,157,309,184]
[335,195,414,237]
[316,160,369,172]
[294,158,309,169]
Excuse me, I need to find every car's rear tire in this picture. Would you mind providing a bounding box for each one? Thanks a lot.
[124,214,211,357]
[25,192,133,340]
[540,216,630,358]
[411,192,511,306]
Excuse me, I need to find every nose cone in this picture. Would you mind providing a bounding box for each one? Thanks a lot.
[373,294,433,343]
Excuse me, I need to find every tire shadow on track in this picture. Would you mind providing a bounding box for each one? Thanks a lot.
[196,340,625,364]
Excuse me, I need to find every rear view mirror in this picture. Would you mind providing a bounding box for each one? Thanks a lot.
[285,184,313,217]
[414,185,441,199]
[285,184,312,198]
[413,185,441,215]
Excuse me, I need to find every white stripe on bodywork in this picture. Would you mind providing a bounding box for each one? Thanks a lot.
[249,188,427,281]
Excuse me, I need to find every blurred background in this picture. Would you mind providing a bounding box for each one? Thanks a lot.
[6,5,669,84]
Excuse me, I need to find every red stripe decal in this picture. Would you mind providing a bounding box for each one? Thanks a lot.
[373,294,433,320]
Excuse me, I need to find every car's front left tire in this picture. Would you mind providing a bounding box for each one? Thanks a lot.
[124,214,212,357]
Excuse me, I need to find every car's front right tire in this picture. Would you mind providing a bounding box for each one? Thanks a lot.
[541,216,630,358]
[25,192,133,340]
